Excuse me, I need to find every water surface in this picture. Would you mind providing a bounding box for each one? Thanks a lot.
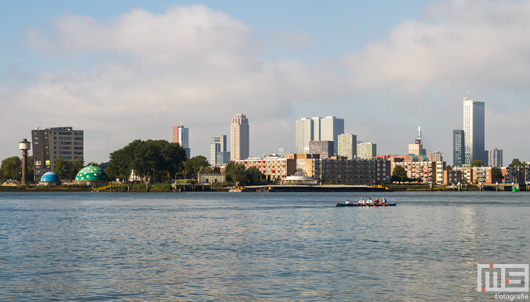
[1,191,529,301]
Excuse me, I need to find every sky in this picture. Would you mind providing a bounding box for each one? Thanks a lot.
[2,0,530,165]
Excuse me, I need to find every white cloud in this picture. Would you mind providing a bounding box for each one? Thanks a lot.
[345,0,530,92]
[2,1,530,164]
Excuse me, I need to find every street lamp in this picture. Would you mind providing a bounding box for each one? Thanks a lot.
[19,138,31,186]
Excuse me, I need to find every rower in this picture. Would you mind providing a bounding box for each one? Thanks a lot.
[358,197,365,204]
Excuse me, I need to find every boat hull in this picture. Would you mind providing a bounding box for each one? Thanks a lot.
[335,203,396,207]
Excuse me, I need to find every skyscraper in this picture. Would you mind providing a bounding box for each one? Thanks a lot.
[338,134,357,159]
[408,127,426,155]
[31,127,84,181]
[453,130,465,167]
[173,123,190,158]
[295,116,344,154]
[230,114,249,161]
[488,149,503,167]
[210,135,230,165]
[357,142,377,159]
[463,97,486,165]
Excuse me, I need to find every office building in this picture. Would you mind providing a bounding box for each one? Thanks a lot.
[453,130,465,167]
[173,123,190,158]
[31,127,84,181]
[295,116,344,154]
[408,127,426,155]
[338,134,357,159]
[427,151,443,162]
[463,97,486,165]
[210,135,230,165]
[488,149,503,167]
[357,142,377,159]
[230,114,249,161]
[309,140,334,159]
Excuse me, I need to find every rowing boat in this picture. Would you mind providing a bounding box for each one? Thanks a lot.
[334,202,396,207]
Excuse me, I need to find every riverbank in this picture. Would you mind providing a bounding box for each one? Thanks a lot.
[1,183,525,192]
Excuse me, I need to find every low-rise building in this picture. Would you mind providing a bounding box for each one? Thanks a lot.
[236,155,296,182]
[198,174,226,184]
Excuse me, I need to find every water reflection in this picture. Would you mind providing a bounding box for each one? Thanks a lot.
[0,192,529,301]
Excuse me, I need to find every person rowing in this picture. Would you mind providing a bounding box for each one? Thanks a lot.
[358,197,365,204]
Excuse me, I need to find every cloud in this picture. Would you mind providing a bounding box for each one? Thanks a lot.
[9,5,345,161]
[2,1,530,164]
[344,0,530,93]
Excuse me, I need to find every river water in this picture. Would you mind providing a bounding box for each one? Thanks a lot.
[0,191,529,301]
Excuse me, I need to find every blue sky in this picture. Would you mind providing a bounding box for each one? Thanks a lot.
[1,0,529,165]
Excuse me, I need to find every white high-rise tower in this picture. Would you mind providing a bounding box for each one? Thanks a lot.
[463,97,486,165]
[230,114,249,161]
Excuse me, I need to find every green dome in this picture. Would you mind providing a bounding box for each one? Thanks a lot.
[75,165,106,181]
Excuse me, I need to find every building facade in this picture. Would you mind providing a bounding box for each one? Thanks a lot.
[338,134,357,159]
[463,97,486,165]
[295,116,344,154]
[311,158,390,185]
[453,129,465,166]
[210,135,230,165]
[357,142,377,159]
[488,149,503,167]
[230,114,249,161]
[309,140,334,159]
[32,127,84,181]
[173,124,190,158]
[236,156,296,182]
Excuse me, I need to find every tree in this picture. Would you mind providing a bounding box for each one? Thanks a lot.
[470,160,483,167]
[224,162,265,186]
[1,156,22,180]
[391,165,408,182]
[508,158,525,168]
[491,167,504,183]
[446,165,453,171]
[183,155,210,178]
[106,139,187,182]
[53,158,76,180]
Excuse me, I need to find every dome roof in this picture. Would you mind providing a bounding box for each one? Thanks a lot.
[41,172,60,182]
[75,165,106,181]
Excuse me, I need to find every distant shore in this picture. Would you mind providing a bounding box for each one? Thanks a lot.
[1,183,525,192]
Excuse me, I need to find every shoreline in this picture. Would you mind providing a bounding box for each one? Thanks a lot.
[0,183,525,192]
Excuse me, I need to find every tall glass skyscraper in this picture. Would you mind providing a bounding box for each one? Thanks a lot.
[463,97,486,165]
[295,116,344,154]
[453,129,465,166]
[230,114,249,161]
[173,123,190,158]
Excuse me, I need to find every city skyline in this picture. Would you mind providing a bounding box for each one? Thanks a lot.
[1,1,530,163]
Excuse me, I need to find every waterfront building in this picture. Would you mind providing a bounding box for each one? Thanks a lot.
[295,116,344,154]
[235,155,296,182]
[357,142,377,159]
[463,97,486,165]
[173,123,190,158]
[488,149,503,167]
[309,140,334,159]
[338,134,357,159]
[453,130,465,167]
[210,135,230,165]
[198,174,226,184]
[74,165,106,186]
[31,127,84,181]
[230,114,249,161]
[310,157,390,185]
